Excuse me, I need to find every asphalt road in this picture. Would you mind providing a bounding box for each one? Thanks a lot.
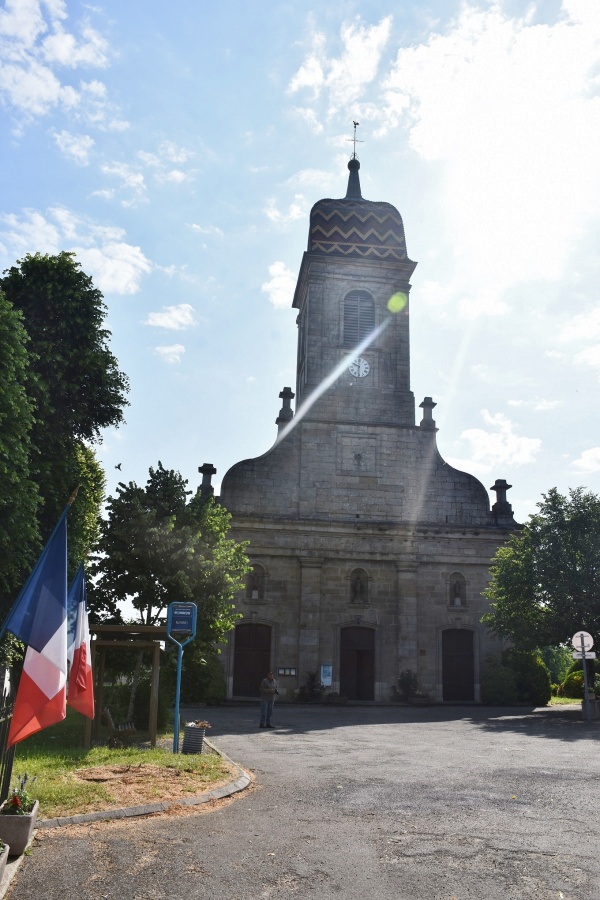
[10,704,600,899]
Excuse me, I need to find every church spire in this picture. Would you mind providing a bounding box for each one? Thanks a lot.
[345,157,362,199]
[346,120,363,199]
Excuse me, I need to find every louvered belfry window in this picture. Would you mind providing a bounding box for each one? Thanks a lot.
[343,290,375,347]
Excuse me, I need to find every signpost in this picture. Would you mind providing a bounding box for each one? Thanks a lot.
[571,631,594,721]
[167,602,197,753]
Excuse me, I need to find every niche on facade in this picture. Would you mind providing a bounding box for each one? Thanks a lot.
[447,572,467,608]
[348,567,369,606]
[246,564,267,602]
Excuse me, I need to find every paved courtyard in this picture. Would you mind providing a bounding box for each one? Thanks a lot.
[11,704,600,899]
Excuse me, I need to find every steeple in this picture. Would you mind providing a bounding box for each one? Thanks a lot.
[345,157,362,200]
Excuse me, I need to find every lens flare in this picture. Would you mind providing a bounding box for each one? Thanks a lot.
[387,292,407,314]
[275,317,391,445]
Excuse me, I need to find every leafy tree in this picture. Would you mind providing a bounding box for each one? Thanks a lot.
[483,488,600,649]
[91,462,249,640]
[0,253,128,571]
[539,645,573,685]
[0,292,40,607]
[0,252,128,574]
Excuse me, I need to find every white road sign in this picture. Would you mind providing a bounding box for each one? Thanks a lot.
[571,631,594,651]
[573,651,596,659]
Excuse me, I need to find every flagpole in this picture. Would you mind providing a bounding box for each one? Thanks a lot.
[0,488,79,644]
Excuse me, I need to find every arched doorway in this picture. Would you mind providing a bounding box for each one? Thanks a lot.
[340,626,375,700]
[232,623,272,697]
[442,629,475,701]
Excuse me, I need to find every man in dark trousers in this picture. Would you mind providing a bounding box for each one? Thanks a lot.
[259,671,279,728]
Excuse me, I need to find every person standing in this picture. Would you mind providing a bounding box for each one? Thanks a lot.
[259,672,279,728]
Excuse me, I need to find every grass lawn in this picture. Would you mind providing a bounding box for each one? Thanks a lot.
[549,695,583,706]
[11,710,234,819]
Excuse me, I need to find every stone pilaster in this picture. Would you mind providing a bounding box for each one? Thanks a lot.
[396,562,418,675]
[298,557,323,676]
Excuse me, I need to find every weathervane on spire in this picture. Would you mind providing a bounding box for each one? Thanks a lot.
[349,121,364,159]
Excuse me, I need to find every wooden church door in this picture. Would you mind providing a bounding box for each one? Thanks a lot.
[442,629,475,701]
[340,626,375,700]
[232,623,271,697]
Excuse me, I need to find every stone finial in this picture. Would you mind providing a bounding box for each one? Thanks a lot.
[345,157,362,200]
[490,479,513,516]
[419,396,437,430]
[276,386,295,434]
[198,462,217,499]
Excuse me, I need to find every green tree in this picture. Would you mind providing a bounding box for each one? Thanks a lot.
[483,487,600,649]
[0,291,40,607]
[91,462,249,640]
[0,252,128,573]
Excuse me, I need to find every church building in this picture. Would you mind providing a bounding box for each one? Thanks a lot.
[204,154,517,703]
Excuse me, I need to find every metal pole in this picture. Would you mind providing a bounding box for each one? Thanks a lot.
[581,633,590,722]
[173,644,183,754]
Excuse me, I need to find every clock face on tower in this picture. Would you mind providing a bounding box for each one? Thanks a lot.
[348,357,370,378]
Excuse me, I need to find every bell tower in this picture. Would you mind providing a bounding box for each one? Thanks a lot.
[292,156,417,427]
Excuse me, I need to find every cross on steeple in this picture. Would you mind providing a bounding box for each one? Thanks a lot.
[349,120,364,159]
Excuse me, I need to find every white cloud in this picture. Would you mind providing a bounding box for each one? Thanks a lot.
[262,261,295,309]
[189,223,224,237]
[75,242,152,295]
[155,344,185,364]
[574,345,600,368]
[144,304,196,330]
[0,206,152,295]
[101,162,147,205]
[571,448,600,473]
[42,23,108,67]
[288,16,392,117]
[137,142,195,184]
[53,129,94,165]
[375,3,600,315]
[0,1,111,122]
[507,398,562,412]
[447,409,542,474]
[533,399,562,412]
[265,194,308,225]
[285,168,333,191]
[560,309,600,343]
[292,107,324,134]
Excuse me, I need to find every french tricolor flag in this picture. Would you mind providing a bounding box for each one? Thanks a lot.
[3,513,68,747]
[67,564,95,719]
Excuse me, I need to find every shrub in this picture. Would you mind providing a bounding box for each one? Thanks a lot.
[180,651,227,705]
[503,649,551,706]
[392,669,419,702]
[562,671,585,698]
[295,672,325,702]
[480,656,518,705]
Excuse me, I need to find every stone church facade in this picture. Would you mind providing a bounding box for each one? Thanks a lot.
[207,157,516,703]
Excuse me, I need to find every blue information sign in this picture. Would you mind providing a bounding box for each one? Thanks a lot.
[168,602,197,636]
[167,602,198,754]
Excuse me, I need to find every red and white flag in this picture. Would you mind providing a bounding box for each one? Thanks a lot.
[67,564,94,719]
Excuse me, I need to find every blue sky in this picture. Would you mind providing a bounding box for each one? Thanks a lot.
[1,0,600,524]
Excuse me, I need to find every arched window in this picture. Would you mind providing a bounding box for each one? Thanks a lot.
[246,564,266,601]
[349,568,369,605]
[343,290,375,347]
[448,572,467,607]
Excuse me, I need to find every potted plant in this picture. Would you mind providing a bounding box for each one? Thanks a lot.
[181,720,211,755]
[0,775,38,856]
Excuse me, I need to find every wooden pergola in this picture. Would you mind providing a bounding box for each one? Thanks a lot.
[84,624,168,749]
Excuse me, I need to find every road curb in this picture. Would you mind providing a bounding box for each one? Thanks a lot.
[0,737,250,898]
[38,737,250,829]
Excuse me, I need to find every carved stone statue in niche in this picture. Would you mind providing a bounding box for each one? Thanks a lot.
[350,569,367,604]
[450,576,465,606]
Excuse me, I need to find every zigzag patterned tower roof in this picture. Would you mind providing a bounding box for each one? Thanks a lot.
[307,157,408,261]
